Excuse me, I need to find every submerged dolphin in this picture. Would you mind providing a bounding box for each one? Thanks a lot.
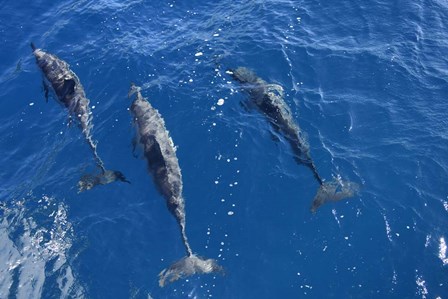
[128,84,223,287]
[229,67,359,212]
[31,43,129,191]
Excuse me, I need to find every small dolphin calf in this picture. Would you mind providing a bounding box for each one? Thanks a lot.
[128,84,223,287]
[229,67,359,212]
[31,43,129,191]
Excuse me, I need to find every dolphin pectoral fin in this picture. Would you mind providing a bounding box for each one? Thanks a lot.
[131,137,145,159]
[42,80,50,102]
[267,125,282,142]
[131,137,138,158]
[239,99,257,113]
[239,101,250,113]
[269,130,281,142]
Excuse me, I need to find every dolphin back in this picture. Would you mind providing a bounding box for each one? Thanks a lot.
[229,67,261,84]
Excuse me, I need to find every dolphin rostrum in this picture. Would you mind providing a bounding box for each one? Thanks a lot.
[229,67,359,212]
[31,43,129,192]
[128,84,223,287]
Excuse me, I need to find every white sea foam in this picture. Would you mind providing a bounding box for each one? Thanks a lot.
[0,196,84,298]
[415,275,428,299]
[383,214,393,242]
[438,237,448,266]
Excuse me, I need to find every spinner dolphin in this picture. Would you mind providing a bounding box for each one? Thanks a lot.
[128,84,223,286]
[31,43,129,191]
[229,67,359,212]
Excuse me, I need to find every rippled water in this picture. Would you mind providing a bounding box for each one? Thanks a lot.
[1,0,447,298]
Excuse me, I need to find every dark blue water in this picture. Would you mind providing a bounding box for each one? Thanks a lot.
[1,0,448,298]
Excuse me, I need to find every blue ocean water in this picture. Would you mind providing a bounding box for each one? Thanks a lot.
[1,0,447,298]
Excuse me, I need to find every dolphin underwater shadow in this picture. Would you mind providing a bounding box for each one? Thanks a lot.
[228,67,359,212]
[31,43,129,192]
[128,84,223,287]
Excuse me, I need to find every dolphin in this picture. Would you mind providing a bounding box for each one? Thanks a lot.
[128,84,223,287]
[228,67,359,212]
[31,43,129,192]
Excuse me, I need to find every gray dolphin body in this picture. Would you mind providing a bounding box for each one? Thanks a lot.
[229,67,358,212]
[128,84,222,287]
[31,43,129,191]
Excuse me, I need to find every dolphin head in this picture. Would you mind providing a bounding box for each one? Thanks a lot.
[228,67,259,84]
[112,171,131,184]
[100,170,131,184]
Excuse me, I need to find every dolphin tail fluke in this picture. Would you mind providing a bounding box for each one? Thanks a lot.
[30,42,36,51]
[158,254,224,287]
[310,178,359,213]
[77,169,130,193]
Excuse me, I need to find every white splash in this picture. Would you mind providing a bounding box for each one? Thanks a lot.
[0,196,84,298]
[383,214,393,242]
[392,269,397,285]
[348,112,353,131]
[331,209,341,226]
[415,275,428,299]
[443,200,448,212]
[438,237,448,265]
[425,234,431,248]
